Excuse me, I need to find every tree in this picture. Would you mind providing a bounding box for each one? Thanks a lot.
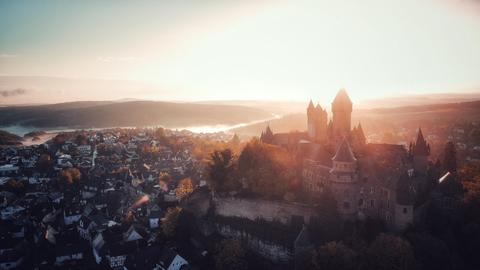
[161,207,182,238]
[37,154,53,173]
[311,241,357,270]
[406,232,451,270]
[309,191,342,243]
[75,133,88,145]
[443,141,457,173]
[59,168,81,184]
[4,179,25,196]
[237,139,297,199]
[176,177,193,199]
[207,148,237,192]
[214,239,248,270]
[365,233,414,270]
[154,127,170,145]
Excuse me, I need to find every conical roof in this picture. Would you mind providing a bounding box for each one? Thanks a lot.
[332,89,352,106]
[357,123,366,142]
[308,100,314,109]
[413,128,429,156]
[332,137,356,162]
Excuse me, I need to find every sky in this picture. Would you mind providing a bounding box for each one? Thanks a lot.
[1,0,480,105]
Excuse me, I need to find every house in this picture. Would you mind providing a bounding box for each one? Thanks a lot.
[0,165,19,177]
[77,214,114,241]
[155,248,188,270]
[0,250,24,270]
[54,243,84,266]
[148,209,163,229]
[64,205,82,225]
[0,206,25,220]
[77,145,92,156]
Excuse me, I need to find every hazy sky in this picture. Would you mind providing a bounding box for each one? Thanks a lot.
[1,0,480,104]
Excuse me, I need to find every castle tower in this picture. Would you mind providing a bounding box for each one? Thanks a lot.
[307,100,316,139]
[329,137,359,218]
[314,103,328,142]
[351,123,366,149]
[332,89,353,140]
[260,125,275,144]
[411,128,430,175]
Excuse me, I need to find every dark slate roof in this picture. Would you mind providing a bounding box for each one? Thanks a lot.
[159,247,178,268]
[332,138,356,162]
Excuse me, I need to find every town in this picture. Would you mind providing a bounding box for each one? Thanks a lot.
[0,127,237,269]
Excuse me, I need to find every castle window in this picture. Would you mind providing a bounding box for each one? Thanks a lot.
[403,207,408,214]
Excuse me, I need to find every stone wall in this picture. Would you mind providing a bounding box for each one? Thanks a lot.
[216,223,293,262]
[214,197,318,225]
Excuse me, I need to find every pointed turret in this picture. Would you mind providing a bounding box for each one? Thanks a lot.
[356,123,366,144]
[332,137,357,163]
[413,128,429,156]
[308,99,314,109]
[261,124,275,144]
[412,127,430,174]
[307,100,316,139]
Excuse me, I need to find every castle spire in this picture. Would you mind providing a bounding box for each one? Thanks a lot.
[308,100,314,109]
[357,123,366,143]
[413,127,429,156]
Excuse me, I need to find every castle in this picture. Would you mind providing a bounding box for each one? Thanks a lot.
[261,89,435,230]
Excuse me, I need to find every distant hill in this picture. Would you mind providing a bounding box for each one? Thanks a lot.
[0,130,22,145]
[0,101,272,130]
[233,100,480,136]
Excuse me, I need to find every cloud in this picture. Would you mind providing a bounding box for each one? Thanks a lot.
[0,54,18,58]
[0,88,29,97]
[97,56,141,63]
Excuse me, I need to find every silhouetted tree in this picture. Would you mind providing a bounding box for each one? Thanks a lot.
[312,241,357,270]
[365,233,414,270]
[37,154,53,173]
[161,207,182,238]
[214,239,248,270]
[443,141,457,173]
[176,177,193,199]
[207,149,237,193]
[237,139,297,199]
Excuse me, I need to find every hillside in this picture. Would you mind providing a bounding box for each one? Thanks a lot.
[0,130,23,145]
[0,101,272,130]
